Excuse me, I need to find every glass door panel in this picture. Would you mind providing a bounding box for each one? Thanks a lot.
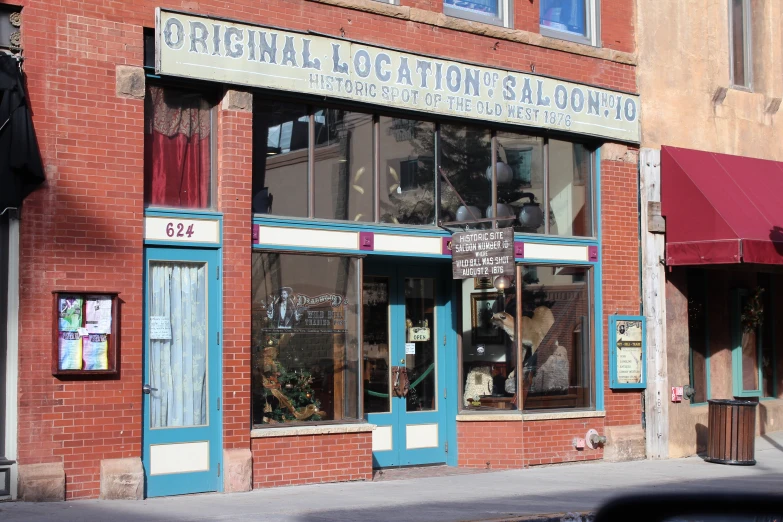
[404,278,436,412]
[148,262,209,429]
[363,276,391,414]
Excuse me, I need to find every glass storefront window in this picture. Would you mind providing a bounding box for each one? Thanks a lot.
[548,140,592,237]
[251,253,360,426]
[496,132,545,234]
[313,109,374,222]
[252,100,309,217]
[439,124,492,226]
[378,117,436,225]
[248,101,595,236]
[520,265,593,411]
[460,275,519,411]
[144,85,215,209]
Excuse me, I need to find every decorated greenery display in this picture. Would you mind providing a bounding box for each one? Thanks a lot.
[257,335,325,424]
[741,287,765,333]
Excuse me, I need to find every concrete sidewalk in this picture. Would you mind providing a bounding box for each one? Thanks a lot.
[3,432,783,522]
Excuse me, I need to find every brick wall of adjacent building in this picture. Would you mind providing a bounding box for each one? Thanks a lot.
[15,0,638,499]
[252,432,372,488]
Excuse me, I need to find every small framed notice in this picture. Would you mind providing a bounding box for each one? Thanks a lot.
[52,291,119,377]
[609,315,646,389]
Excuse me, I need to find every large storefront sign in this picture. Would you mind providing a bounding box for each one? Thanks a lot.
[155,9,641,143]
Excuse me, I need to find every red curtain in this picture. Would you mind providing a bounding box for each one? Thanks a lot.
[144,86,212,208]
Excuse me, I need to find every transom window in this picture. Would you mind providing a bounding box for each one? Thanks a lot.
[252,100,596,239]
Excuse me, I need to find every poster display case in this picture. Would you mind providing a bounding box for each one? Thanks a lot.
[52,291,119,376]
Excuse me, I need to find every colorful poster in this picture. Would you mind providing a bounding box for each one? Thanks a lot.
[83,334,109,370]
[86,297,112,334]
[58,297,83,332]
[58,331,83,370]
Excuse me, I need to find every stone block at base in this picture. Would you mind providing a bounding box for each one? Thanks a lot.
[603,425,646,462]
[223,448,252,493]
[18,462,65,502]
[99,457,144,500]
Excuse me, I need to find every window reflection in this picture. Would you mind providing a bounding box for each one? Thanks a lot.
[548,140,592,237]
[314,109,374,222]
[378,117,436,225]
[540,0,588,37]
[439,124,492,226]
[497,132,545,234]
[252,101,309,217]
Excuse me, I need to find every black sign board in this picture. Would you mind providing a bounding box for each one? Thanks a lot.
[451,228,515,279]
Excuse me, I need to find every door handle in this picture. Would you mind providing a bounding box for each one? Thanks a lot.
[142,384,158,394]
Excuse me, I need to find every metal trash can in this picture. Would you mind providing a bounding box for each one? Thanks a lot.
[706,399,757,465]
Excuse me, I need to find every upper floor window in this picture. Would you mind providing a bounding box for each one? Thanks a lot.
[144,85,217,209]
[729,0,752,89]
[540,0,599,47]
[443,0,513,28]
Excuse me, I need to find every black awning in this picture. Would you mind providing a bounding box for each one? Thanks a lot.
[0,54,44,212]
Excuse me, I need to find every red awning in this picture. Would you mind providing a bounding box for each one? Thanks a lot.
[661,146,783,266]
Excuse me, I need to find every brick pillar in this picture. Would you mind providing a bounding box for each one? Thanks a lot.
[600,143,646,461]
[217,89,253,490]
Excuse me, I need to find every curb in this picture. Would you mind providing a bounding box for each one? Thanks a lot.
[466,512,594,522]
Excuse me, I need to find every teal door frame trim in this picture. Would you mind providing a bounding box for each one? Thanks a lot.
[142,246,224,497]
[365,260,454,467]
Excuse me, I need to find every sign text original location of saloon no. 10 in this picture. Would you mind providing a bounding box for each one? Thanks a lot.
[156,9,641,143]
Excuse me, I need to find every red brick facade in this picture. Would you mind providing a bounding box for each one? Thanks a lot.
[12,0,639,499]
[252,433,372,488]
[600,156,643,428]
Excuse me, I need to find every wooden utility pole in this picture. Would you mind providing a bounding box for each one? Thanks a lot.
[640,148,669,459]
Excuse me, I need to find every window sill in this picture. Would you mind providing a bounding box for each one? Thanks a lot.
[539,26,595,48]
[457,413,525,421]
[250,423,376,438]
[304,0,635,66]
[522,410,605,421]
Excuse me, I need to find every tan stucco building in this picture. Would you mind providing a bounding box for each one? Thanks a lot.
[638,0,783,460]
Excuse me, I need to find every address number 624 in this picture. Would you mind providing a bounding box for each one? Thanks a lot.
[165,222,195,238]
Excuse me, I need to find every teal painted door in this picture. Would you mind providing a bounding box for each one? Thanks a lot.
[142,247,222,497]
[364,262,449,467]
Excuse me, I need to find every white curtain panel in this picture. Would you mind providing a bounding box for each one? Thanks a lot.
[149,262,208,428]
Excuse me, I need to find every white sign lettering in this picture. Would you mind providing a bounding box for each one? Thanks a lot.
[156,10,640,143]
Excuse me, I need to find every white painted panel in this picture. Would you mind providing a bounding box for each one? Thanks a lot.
[374,234,441,255]
[256,226,358,250]
[372,425,393,452]
[150,441,209,475]
[406,423,439,449]
[145,217,220,244]
[524,243,588,262]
